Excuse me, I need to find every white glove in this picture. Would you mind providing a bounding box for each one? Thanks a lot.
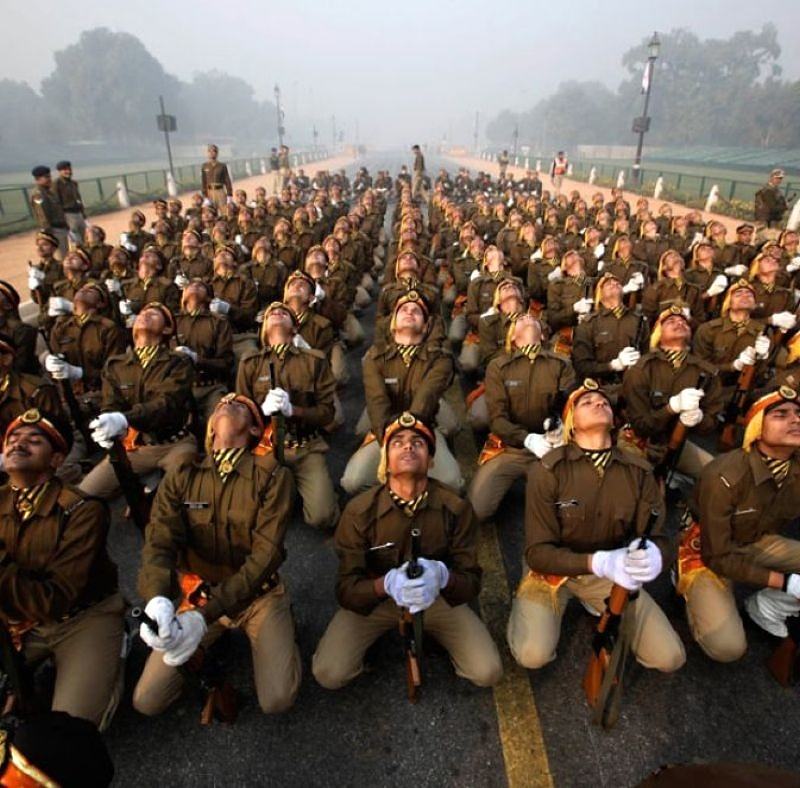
[572,297,592,315]
[470,268,481,281]
[622,272,644,293]
[162,610,208,667]
[786,574,800,599]
[596,259,605,272]
[210,297,230,315]
[313,282,326,303]
[733,345,757,370]
[28,268,45,290]
[292,333,311,350]
[594,243,605,260]
[47,297,73,316]
[120,232,129,244]
[524,431,562,458]
[89,411,128,448]
[531,249,543,260]
[679,408,703,427]
[610,346,640,371]
[45,354,83,381]
[235,234,243,244]
[118,299,133,316]
[261,387,293,417]
[175,345,198,364]
[406,558,450,614]
[705,274,728,298]
[139,596,181,651]
[174,272,190,289]
[104,277,122,295]
[668,388,704,413]
[547,267,563,282]
[770,311,797,331]
[787,256,800,274]
[383,563,425,608]
[724,264,747,277]
[624,539,663,583]
[591,548,641,591]
[754,334,771,359]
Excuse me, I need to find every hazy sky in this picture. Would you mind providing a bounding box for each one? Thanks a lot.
[4,0,799,146]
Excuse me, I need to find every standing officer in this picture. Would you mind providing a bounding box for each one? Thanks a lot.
[498,150,510,179]
[549,151,569,197]
[411,145,426,200]
[0,409,125,728]
[54,161,86,244]
[507,379,685,674]
[313,412,503,690]
[754,169,789,230]
[201,144,233,208]
[30,166,68,257]
[133,394,301,716]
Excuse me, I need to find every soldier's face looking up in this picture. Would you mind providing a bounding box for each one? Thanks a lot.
[183,283,209,311]
[265,309,294,338]
[36,238,56,257]
[758,258,780,283]
[138,255,160,280]
[512,315,542,347]
[5,425,63,474]
[387,429,430,477]
[214,254,237,278]
[497,285,523,315]
[133,308,166,341]
[210,401,260,450]
[394,302,426,334]
[662,252,684,278]
[63,253,87,276]
[730,288,756,312]
[74,288,101,316]
[600,279,622,308]
[660,314,691,345]
[760,402,800,449]
[573,392,613,432]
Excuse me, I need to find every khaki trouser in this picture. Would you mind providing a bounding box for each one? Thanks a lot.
[79,435,197,500]
[268,171,281,195]
[467,392,489,430]
[684,534,800,663]
[133,584,301,716]
[64,211,87,245]
[330,342,350,386]
[458,341,480,373]
[312,597,502,689]
[343,312,365,347]
[507,574,685,673]
[23,593,126,729]
[207,186,228,209]
[340,430,463,495]
[284,438,339,529]
[468,448,534,522]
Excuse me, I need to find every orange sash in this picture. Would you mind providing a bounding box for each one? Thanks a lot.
[465,381,485,409]
[451,294,468,317]
[360,431,378,448]
[253,423,275,456]
[552,327,574,357]
[122,426,141,452]
[516,570,570,611]
[478,433,506,465]
[177,572,210,614]
[676,520,724,595]
[463,330,480,346]
[528,299,544,319]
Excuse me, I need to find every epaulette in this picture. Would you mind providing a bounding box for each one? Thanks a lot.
[540,445,570,471]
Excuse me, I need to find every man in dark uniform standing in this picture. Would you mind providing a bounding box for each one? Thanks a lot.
[201,144,233,209]
[412,145,426,200]
[54,161,86,244]
[754,169,789,230]
[30,166,68,257]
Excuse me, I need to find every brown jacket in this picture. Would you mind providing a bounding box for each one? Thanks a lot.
[691,448,800,586]
[485,349,575,447]
[362,341,454,439]
[0,481,117,624]
[546,275,593,331]
[139,452,293,622]
[122,276,180,316]
[334,480,481,615]
[524,443,667,576]
[0,372,63,437]
[240,259,287,308]
[641,279,705,326]
[201,161,232,196]
[175,311,234,385]
[693,316,766,383]
[572,307,643,383]
[211,274,258,333]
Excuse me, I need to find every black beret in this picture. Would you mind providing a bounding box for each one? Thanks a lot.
[31,165,50,178]
[56,160,72,170]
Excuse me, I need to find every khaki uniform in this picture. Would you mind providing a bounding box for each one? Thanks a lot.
[134,453,301,715]
[30,186,68,255]
[572,307,642,387]
[54,176,86,240]
[751,280,793,321]
[312,481,502,689]
[507,445,684,673]
[693,316,766,385]
[80,346,197,499]
[2,316,41,376]
[175,310,235,420]
[0,372,63,437]
[684,449,800,661]
[545,275,592,332]
[29,257,63,326]
[754,184,788,227]
[468,349,574,521]
[201,161,233,207]
[167,254,214,282]
[0,480,124,727]
[341,342,461,494]
[240,259,288,308]
[122,276,181,317]
[641,279,705,326]
[236,345,339,529]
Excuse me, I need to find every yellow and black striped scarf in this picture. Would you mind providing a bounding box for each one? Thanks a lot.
[663,349,688,369]
[134,345,159,370]
[268,343,290,359]
[76,312,90,325]
[396,343,420,367]
[388,488,429,518]
[295,311,311,329]
[611,306,625,319]
[517,343,541,362]
[731,319,749,336]
[12,481,50,522]
[213,447,246,482]
[583,447,613,477]
[760,451,792,488]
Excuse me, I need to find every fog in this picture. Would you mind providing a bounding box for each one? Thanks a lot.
[2,0,799,153]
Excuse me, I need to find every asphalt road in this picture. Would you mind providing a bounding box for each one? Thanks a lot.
[99,153,800,787]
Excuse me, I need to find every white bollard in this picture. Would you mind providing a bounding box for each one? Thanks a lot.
[535,159,541,173]
[588,166,597,185]
[260,158,267,175]
[787,198,800,231]
[245,161,253,177]
[524,157,530,169]
[567,164,573,176]
[117,180,130,209]
[616,170,625,189]
[653,176,664,200]
[704,184,720,214]
[166,171,178,197]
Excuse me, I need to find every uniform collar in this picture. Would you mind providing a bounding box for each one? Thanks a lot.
[748,448,800,487]
[1,478,61,518]
[376,482,442,518]
[198,451,255,480]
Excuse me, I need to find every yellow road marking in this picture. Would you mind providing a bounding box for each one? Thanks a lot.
[446,384,554,788]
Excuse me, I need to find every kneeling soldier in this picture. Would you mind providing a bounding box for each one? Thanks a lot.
[133,394,300,715]
[507,380,685,673]
[313,413,502,690]
[680,387,800,662]
[0,409,125,728]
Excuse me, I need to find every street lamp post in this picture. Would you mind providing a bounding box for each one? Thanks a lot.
[631,32,660,187]
[274,84,285,148]
[511,123,519,158]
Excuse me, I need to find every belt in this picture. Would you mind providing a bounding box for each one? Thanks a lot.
[207,183,226,188]
[141,427,190,446]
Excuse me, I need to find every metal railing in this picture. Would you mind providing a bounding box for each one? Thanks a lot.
[0,149,331,237]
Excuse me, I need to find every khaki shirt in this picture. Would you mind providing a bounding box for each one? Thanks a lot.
[201,161,232,195]
[693,316,766,382]
[239,259,287,308]
[211,274,258,333]
[485,349,574,447]
[54,176,83,213]
[101,346,195,441]
[525,444,667,576]
[30,185,66,230]
[572,307,642,383]
[362,341,454,438]
[167,254,214,282]
[642,279,705,326]
[692,449,800,586]
[0,481,117,624]
[546,276,593,331]
[139,453,293,622]
[0,372,63,437]
[175,311,234,385]
[122,276,180,316]
[334,480,480,615]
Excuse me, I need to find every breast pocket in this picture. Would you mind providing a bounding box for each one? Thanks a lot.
[556,500,586,542]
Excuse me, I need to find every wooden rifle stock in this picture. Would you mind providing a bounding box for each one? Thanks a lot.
[718,363,757,452]
[108,438,151,532]
[268,361,286,465]
[400,528,423,702]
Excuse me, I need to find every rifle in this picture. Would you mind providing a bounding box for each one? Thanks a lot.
[0,621,32,719]
[268,361,286,465]
[766,611,800,687]
[653,372,713,485]
[107,438,151,532]
[131,607,238,725]
[633,312,649,353]
[399,527,423,703]
[583,508,659,729]
[55,360,98,454]
[718,357,759,453]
